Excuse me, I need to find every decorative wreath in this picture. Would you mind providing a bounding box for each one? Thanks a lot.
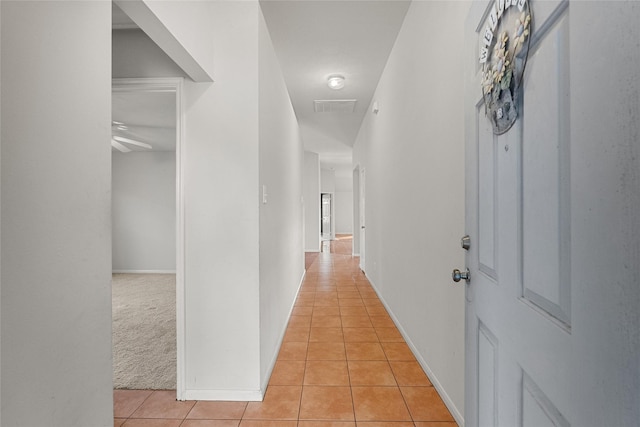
[480,1,533,135]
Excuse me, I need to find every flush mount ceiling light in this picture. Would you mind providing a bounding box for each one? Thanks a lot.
[327,75,345,90]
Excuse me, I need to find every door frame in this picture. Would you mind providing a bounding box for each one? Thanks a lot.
[359,167,366,272]
[112,77,186,399]
[352,165,360,257]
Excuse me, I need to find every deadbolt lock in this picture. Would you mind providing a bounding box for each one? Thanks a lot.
[461,235,470,250]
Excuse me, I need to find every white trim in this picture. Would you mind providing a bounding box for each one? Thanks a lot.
[366,273,465,427]
[112,270,176,274]
[305,249,321,253]
[112,77,187,401]
[260,270,307,396]
[358,167,366,271]
[175,78,187,402]
[352,165,360,258]
[184,389,263,402]
[112,23,139,31]
[187,271,307,403]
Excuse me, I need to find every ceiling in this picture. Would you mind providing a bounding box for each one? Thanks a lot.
[112,2,136,29]
[260,0,410,173]
[112,1,411,170]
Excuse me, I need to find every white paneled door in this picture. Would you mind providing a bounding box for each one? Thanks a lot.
[463,1,639,426]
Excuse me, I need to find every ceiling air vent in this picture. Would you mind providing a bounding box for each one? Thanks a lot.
[313,99,357,113]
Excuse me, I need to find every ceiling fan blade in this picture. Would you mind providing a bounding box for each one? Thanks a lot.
[111,139,132,153]
[112,135,152,150]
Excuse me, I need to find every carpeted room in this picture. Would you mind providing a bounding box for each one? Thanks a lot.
[111,86,178,391]
[112,273,176,389]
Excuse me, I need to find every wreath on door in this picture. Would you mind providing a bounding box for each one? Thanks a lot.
[479,0,533,135]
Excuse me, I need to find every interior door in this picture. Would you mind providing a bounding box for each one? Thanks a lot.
[463,1,639,426]
[359,168,366,272]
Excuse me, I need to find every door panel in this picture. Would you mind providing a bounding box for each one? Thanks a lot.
[477,322,498,427]
[477,102,498,279]
[521,7,571,326]
[522,373,569,427]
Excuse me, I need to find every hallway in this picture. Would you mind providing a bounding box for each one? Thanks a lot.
[114,236,456,426]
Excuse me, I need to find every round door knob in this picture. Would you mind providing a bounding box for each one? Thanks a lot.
[452,268,470,283]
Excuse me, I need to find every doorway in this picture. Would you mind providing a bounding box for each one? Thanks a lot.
[321,193,334,240]
[111,78,185,397]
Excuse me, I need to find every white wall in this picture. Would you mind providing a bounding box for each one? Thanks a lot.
[321,169,353,235]
[320,168,335,193]
[335,174,352,192]
[258,8,304,390]
[114,0,214,82]
[181,1,262,399]
[178,1,302,400]
[303,152,321,252]
[112,151,176,272]
[1,2,113,425]
[334,192,353,234]
[352,1,469,422]
[113,29,188,79]
[112,29,181,272]
[115,1,305,400]
[134,0,214,80]
[0,3,3,409]
[335,174,353,234]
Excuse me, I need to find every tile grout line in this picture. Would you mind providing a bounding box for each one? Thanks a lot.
[296,285,314,423]
[342,274,358,424]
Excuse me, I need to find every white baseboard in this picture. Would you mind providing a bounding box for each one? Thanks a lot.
[182,270,306,403]
[260,269,307,396]
[305,249,320,253]
[184,388,263,402]
[112,270,177,274]
[365,273,465,427]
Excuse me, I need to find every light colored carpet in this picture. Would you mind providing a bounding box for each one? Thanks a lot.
[112,273,176,390]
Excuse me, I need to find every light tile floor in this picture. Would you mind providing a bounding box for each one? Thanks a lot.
[114,236,457,426]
